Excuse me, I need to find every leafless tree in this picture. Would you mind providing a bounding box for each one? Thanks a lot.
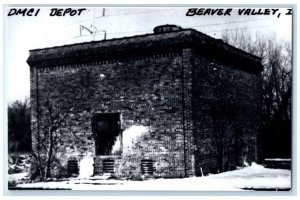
[30,94,75,181]
[30,68,96,181]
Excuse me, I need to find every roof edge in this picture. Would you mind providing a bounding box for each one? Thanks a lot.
[27,26,263,73]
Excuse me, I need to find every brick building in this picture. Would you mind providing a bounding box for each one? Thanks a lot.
[27,25,263,178]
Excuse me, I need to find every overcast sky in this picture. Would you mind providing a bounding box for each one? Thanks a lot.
[5,7,292,102]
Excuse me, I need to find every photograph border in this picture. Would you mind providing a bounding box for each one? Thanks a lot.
[2,1,298,197]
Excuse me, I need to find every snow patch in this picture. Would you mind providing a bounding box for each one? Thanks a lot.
[123,125,149,148]
[265,158,291,161]
[79,152,94,178]
[243,161,249,167]
[9,172,29,183]
[250,162,264,170]
[111,136,121,154]
[111,125,149,154]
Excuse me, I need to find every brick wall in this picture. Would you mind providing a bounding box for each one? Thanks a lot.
[191,50,261,175]
[30,49,192,178]
[181,49,195,177]
[29,31,262,179]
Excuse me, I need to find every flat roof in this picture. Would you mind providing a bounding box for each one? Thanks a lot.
[27,25,263,73]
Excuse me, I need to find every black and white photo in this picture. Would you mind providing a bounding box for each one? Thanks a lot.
[5,6,293,192]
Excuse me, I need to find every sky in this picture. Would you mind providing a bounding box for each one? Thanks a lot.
[5,7,293,102]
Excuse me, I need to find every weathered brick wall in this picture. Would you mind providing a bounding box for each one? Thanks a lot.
[191,50,261,175]
[181,49,195,177]
[30,50,191,178]
[30,37,261,179]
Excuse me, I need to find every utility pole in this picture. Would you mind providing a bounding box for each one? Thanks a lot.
[79,8,106,41]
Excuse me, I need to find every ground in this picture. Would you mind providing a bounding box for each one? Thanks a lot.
[9,163,291,191]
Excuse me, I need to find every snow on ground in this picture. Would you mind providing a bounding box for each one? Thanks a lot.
[207,163,291,190]
[264,158,291,161]
[14,163,291,191]
[9,172,29,183]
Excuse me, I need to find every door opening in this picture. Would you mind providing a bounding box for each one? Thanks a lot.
[92,113,122,155]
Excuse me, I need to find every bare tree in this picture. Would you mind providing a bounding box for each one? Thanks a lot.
[30,69,92,181]
[31,95,75,181]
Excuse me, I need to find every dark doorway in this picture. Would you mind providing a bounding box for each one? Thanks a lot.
[92,113,121,155]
